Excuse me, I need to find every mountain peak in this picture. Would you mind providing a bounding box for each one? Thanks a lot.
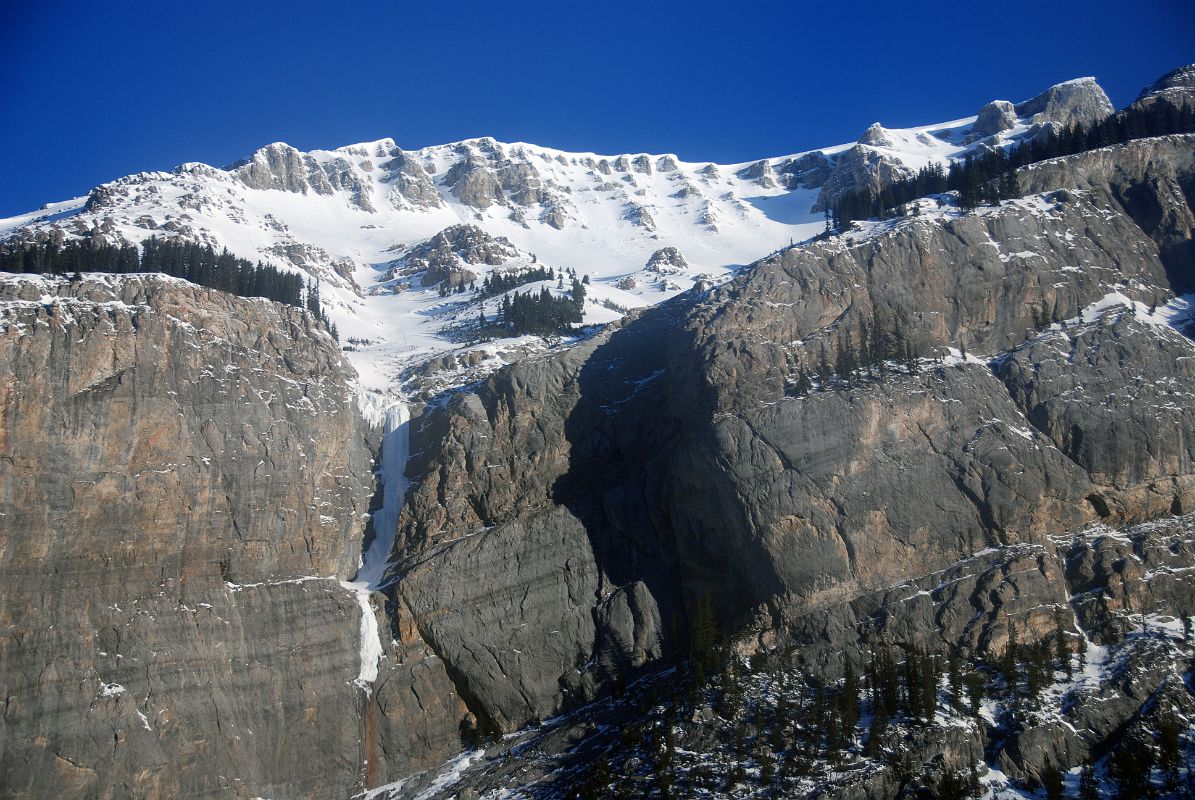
[1015,75,1114,129]
[1134,63,1195,112]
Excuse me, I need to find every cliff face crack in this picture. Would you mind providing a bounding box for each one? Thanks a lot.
[911,418,1004,546]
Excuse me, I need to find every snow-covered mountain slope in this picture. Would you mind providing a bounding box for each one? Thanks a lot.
[0,75,1114,394]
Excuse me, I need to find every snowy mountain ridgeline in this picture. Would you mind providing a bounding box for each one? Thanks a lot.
[2,65,1195,800]
[0,73,1120,395]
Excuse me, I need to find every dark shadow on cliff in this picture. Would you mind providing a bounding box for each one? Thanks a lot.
[552,288,787,670]
[1112,172,1195,293]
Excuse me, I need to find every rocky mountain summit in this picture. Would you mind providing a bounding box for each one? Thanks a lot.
[1,65,1194,800]
[1134,64,1195,113]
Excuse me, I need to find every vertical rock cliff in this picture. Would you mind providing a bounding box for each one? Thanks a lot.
[0,275,462,798]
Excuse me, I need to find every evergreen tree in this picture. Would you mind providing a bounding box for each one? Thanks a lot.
[1078,762,1100,800]
[1002,618,1019,689]
[1039,762,1065,800]
[1054,608,1073,680]
[947,649,963,710]
[864,703,888,757]
[963,668,985,717]
[936,769,972,800]
[688,594,720,673]
[839,659,861,734]
[1110,737,1154,799]
[998,169,1022,200]
[1157,702,1183,788]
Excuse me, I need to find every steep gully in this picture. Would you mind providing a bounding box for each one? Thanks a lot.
[346,402,411,690]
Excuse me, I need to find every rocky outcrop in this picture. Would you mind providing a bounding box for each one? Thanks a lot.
[0,275,389,797]
[1132,63,1195,113]
[379,149,445,209]
[997,311,1195,517]
[812,141,915,212]
[444,156,505,210]
[972,99,1018,138]
[387,225,520,289]
[857,122,892,147]
[736,160,777,188]
[378,515,1195,799]
[624,202,656,230]
[233,142,376,212]
[645,246,688,274]
[776,151,832,190]
[1021,135,1195,290]
[538,201,570,230]
[438,142,576,218]
[1015,77,1114,129]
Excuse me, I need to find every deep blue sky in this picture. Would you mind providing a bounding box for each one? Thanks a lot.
[2,0,1192,216]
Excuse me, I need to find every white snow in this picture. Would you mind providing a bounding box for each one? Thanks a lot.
[355,402,409,590]
[362,747,484,800]
[223,575,330,592]
[341,580,384,692]
[1067,289,1195,332]
[0,99,1063,397]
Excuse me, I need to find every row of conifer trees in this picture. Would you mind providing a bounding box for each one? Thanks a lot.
[830,97,1195,226]
[0,237,337,339]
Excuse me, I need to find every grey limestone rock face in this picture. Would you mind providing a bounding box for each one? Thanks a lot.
[689,191,1171,413]
[973,99,1018,137]
[399,506,616,729]
[444,157,505,209]
[736,159,777,188]
[379,516,1195,799]
[0,275,391,798]
[379,149,446,209]
[370,596,472,782]
[777,151,832,190]
[997,312,1195,517]
[232,142,375,212]
[395,305,690,731]
[1020,135,1195,291]
[1015,76,1114,129]
[1133,63,1195,112]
